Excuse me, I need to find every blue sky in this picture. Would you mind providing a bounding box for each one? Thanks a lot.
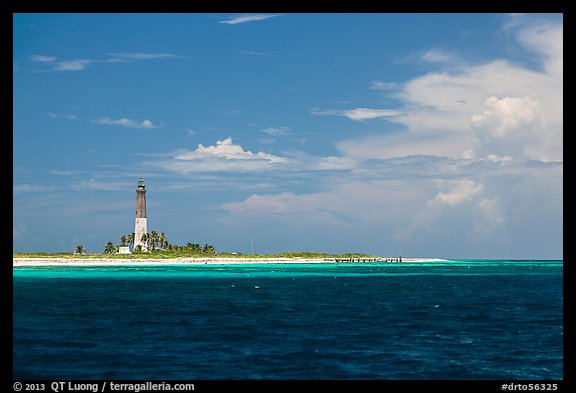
[13,13,563,258]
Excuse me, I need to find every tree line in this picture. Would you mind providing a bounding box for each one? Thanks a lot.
[102,231,215,254]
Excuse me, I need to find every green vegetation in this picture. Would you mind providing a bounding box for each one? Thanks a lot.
[13,250,379,260]
[103,241,116,254]
[110,231,215,254]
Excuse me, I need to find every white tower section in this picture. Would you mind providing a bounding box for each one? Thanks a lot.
[134,177,148,252]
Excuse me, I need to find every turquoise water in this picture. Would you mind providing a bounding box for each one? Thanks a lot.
[13,260,563,379]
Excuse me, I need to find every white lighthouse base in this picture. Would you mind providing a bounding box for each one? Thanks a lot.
[134,217,148,252]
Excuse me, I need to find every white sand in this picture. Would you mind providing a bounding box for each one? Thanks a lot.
[13,257,448,266]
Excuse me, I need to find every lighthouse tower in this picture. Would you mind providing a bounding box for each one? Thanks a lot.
[134,177,148,251]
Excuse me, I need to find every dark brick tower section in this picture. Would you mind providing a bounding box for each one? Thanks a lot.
[136,177,146,218]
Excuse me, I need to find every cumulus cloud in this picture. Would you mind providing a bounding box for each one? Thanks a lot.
[221,15,561,256]
[94,118,159,129]
[392,178,510,255]
[432,180,484,206]
[176,137,286,162]
[471,96,544,139]
[337,16,562,163]
[149,137,288,173]
[145,137,360,174]
[217,15,563,258]
[470,96,550,159]
[219,14,280,25]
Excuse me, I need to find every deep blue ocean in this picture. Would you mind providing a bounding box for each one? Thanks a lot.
[13,260,563,380]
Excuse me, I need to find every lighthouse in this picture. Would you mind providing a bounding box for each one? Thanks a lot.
[134,177,148,251]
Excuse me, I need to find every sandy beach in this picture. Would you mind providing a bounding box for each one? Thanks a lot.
[13,257,448,266]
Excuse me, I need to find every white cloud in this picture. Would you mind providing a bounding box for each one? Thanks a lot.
[50,170,79,176]
[505,14,563,78]
[94,118,159,129]
[54,59,92,71]
[222,180,422,226]
[261,126,291,136]
[432,180,483,206]
[421,49,454,63]
[470,96,552,159]
[13,184,55,193]
[177,137,286,162]
[28,55,57,63]
[108,52,183,60]
[470,96,544,139]
[280,16,561,257]
[151,137,288,173]
[313,156,357,171]
[70,179,127,191]
[337,17,562,163]
[146,138,360,174]
[26,52,182,72]
[223,192,303,214]
[47,112,77,120]
[337,132,472,160]
[486,154,513,164]
[311,107,401,121]
[219,14,280,25]
[370,81,399,90]
[344,108,401,121]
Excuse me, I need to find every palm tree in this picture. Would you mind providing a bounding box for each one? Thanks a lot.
[104,241,115,254]
[202,244,215,253]
[127,232,135,249]
[75,245,85,255]
[159,232,167,250]
[141,233,149,251]
[120,235,127,247]
[150,231,159,252]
